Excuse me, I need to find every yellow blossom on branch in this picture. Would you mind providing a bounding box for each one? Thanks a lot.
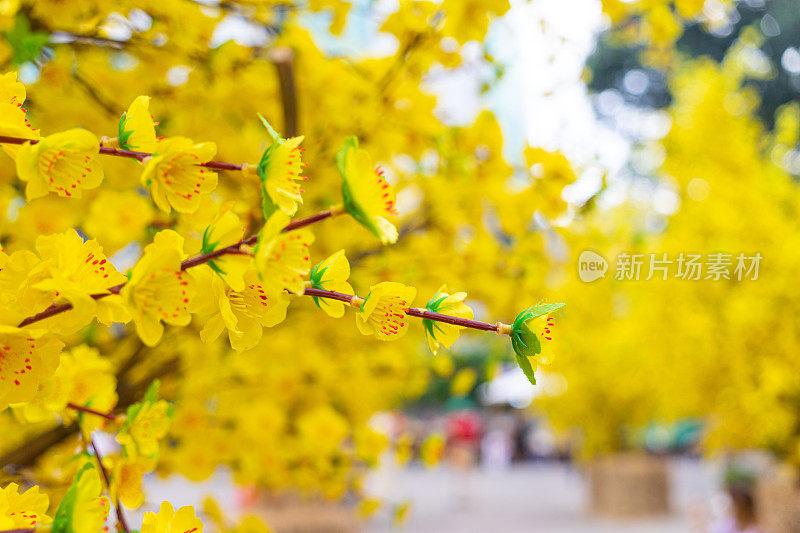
[355,281,416,340]
[141,501,204,533]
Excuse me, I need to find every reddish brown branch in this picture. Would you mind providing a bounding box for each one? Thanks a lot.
[90,436,130,533]
[16,208,338,328]
[67,402,118,421]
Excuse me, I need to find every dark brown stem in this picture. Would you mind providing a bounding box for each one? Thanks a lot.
[0,136,244,171]
[302,288,501,333]
[270,47,298,137]
[67,402,118,421]
[16,208,338,328]
[90,437,130,533]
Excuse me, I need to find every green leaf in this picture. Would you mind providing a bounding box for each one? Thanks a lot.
[513,350,537,385]
[52,463,96,533]
[3,15,49,66]
[143,379,160,403]
[257,113,282,143]
[117,111,134,149]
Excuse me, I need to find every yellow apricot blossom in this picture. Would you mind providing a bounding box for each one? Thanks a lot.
[121,230,196,346]
[355,282,416,340]
[141,501,204,533]
[254,212,314,294]
[0,326,63,409]
[84,189,155,253]
[52,463,110,533]
[118,95,158,152]
[15,129,103,200]
[110,455,153,509]
[257,128,307,216]
[117,381,174,459]
[423,285,473,355]
[308,250,354,318]
[0,72,39,159]
[200,204,251,291]
[0,483,51,529]
[140,136,217,213]
[337,137,398,244]
[199,268,290,352]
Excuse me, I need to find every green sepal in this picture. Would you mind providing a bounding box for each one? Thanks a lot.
[514,350,537,386]
[256,113,285,220]
[422,292,449,342]
[143,379,160,403]
[117,111,134,150]
[509,303,565,385]
[52,463,97,533]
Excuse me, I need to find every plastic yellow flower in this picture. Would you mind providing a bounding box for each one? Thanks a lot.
[16,129,103,200]
[141,501,204,533]
[0,326,63,410]
[84,189,155,253]
[0,482,51,529]
[117,380,173,459]
[118,95,157,152]
[423,285,473,355]
[200,204,251,291]
[140,136,218,213]
[256,116,307,216]
[510,303,565,384]
[121,230,196,346]
[308,250,354,318]
[337,136,398,244]
[34,229,130,331]
[52,463,110,533]
[199,268,290,352]
[0,72,39,159]
[355,281,416,340]
[110,455,153,509]
[254,212,314,294]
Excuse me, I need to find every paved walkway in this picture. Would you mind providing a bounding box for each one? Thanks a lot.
[363,458,722,532]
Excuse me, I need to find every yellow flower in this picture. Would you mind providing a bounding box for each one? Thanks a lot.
[34,229,130,331]
[420,433,445,468]
[0,326,63,410]
[308,250,354,318]
[200,204,251,291]
[257,131,307,216]
[355,281,416,340]
[0,482,51,529]
[0,72,39,159]
[337,137,398,244]
[110,455,153,509]
[121,230,196,346]
[140,137,218,213]
[199,268,290,352]
[15,128,103,200]
[423,285,473,355]
[53,463,110,533]
[450,367,477,396]
[254,212,314,294]
[296,405,349,454]
[84,189,155,253]
[141,501,204,533]
[117,381,173,459]
[118,95,158,152]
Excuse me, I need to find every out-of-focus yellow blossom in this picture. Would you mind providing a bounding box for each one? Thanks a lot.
[117,95,158,152]
[296,405,349,455]
[52,463,110,533]
[0,326,63,409]
[356,498,381,519]
[420,432,445,468]
[423,285,473,355]
[16,129,103,200]
[0,483,51,529]
[308,250,354,318]
[254,212,314,294]
[395,433,413,466]
[140,137,217,213]
[117,380,173,460]
[450,367,477,396]
[110,455,153,509]
[337,137,398,244]
[199,267,290,352]
[141,501,203,533]
[356,281,416,340]
[392,500,411,527]
[121,230,195,346]
[84,189,155,253]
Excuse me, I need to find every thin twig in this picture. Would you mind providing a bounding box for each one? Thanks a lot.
[90,436,130,533]
[67,402,118,421]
